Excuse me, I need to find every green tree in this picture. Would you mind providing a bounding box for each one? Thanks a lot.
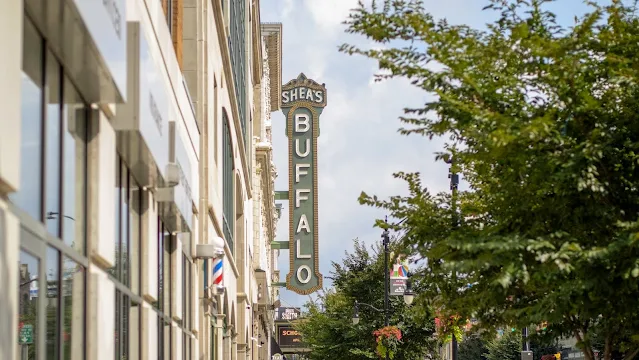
[342,1,639,360]
[529,333,561,360]
[459,334,488,360]
[485,331,521,360]
[296,240,438,360]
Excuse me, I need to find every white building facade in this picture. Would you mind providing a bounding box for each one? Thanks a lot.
[0,0,282,358]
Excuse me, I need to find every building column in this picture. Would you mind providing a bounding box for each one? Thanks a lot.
[0,203,20,360]
[215,314,226,360]
[232,331,239,360]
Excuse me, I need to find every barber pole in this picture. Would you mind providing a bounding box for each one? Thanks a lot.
[213,257,224,295]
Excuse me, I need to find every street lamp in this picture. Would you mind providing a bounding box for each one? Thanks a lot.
[352,300,384,325]
[351,224,416,360]
[351,278,415,326]
[445,156,460,360]
[352,303,360,325]
[403,277,415,306]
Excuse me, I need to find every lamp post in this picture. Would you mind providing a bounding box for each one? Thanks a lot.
[382,227,391,327]
[352,225,415,360]
[521,327,533,360]
[445,156,460,360]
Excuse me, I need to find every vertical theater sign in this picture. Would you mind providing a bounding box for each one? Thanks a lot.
[281,73,326,295]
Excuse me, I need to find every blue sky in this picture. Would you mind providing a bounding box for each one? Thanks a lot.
[260,0,609,307]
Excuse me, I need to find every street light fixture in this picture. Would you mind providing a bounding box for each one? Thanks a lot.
[403,277,415,306]
[351,224,416,360]
[352,278,415,326]
[352,300,384,325]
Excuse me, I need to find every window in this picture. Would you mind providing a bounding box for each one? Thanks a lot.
[11,18,88,255]
[157,315,164,360]
[222,110,235,254]
[156,217,164,311]
[46,247,60,359]
[111,158,142,286]
[163,231,171,315]
[229,0,247,147]
[18,250,40,360]
[45,53,62,238]
[112,157,142,360]
[15,16,89,360]
[214,77,218,165]
[182,254,187,326]
[12,17,43,221]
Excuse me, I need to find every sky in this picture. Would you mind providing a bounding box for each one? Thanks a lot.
[259,0,606,308]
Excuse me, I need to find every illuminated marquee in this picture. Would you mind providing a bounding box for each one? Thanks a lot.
[281,73,327,295]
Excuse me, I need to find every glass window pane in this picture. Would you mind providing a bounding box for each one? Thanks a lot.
[62,257,84,360]
[18,250,40,360]
[121,296,129,360]
[130,175,140,294]
[163,232,170,314]
[157,218,163,311]
[11,18,43,221]
[182,255,186,325]
[62,77,87,253]
[45,52,62,237]
[110,158,121,280]
[45,247,60,359]
[120,164,129,287]
[114,291,123,360]
[157,315,164,360]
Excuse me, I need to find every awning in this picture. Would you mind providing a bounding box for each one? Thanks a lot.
[271,337,284,355]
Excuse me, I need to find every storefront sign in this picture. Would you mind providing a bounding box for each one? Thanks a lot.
[139,29,170,176]
[275,307,300,321]
[278,326,304,348]
[172,124,194,231]
[72,0,126,96]
[281,73,327,295]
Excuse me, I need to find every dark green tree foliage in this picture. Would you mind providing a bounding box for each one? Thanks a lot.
[485,331,521,360]
[530,338,560,360]
[341,1,639,360]
[459,334,488,360]
[295,240,438,360]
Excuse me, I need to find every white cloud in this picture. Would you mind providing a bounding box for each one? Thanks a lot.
[261,0,453,307]
[260,0,600,308]
[305,0,360,33]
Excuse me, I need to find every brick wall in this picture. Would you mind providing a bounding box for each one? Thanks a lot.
[172,0,183,69]
[161,0,183,70]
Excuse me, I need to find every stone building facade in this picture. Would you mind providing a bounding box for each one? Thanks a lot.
[0,0,282,358]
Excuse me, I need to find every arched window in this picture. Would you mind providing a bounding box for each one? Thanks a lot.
[222,109,235,254]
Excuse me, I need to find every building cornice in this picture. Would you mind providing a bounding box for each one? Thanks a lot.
[212,0,252,200]
[261,23,283,112]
